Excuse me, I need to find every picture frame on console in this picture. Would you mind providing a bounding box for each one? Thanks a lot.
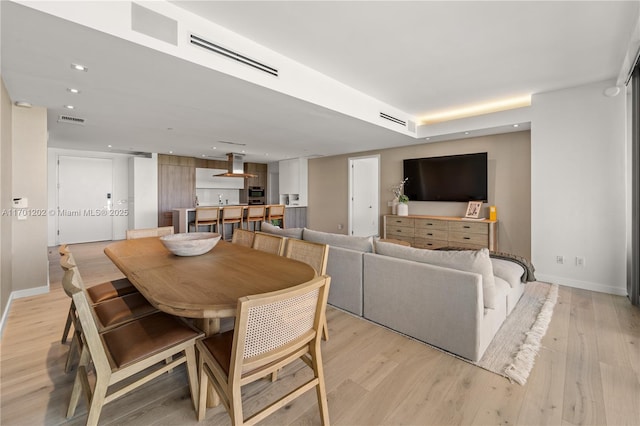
[465,201,483,219]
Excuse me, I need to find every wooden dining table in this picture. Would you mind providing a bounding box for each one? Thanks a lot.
[104,237,316,336]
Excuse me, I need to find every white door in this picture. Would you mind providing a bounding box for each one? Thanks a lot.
[349,155,379,236]
[58,156,113,244]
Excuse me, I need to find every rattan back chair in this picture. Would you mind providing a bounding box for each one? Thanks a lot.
[63,266,203,426]
[252,232,286,256]
[245,205,266,231]
[267,204,285,228]
[190,207,220,233]
[231,229,255,248]
[284,239,330,340]
[196,275,331,425]
[126,226,174,239]
[221,206,244,240]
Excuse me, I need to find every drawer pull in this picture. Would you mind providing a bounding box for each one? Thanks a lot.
[463,225,471,229]
[427,233,433,236]
[464,237,470,240]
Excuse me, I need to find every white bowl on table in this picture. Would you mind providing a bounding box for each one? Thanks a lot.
[160,232,221,256]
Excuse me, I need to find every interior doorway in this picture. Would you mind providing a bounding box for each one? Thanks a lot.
[57,156,113,244]
[348,155,380,237]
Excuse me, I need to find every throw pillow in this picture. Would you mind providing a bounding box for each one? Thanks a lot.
[303,228,374,252]
[374,241,497,309]
[259,222,303,239]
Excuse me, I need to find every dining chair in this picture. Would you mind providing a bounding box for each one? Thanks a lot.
[267,204,286,228]
[221,206,244,240]
[58,244,138,345]
[190,207,220,233]
[284,239,330,341]
[62,266,203,426]
[231,229,255,248]
[60,253,158,373]
[244,205,266,231]
[196,275,331,425]
[252,232,286,256]
[126,226,174,239]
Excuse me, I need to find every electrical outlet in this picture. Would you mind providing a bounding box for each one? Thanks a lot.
[337,224,343,230]
[556,255,564,265]
[576,256,585,267]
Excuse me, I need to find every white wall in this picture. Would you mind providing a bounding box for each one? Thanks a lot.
[47,148,133,245]
[531,79,627,295]
[12,106,48,294]
[128,155,158,230]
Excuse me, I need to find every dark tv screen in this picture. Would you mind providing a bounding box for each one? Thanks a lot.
[403,152,488,202]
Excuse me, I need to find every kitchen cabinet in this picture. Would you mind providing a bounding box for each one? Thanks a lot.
[285,207,307,228]
[279,158,308,206]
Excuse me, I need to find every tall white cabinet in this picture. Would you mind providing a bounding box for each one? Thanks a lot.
[279,157,308,207]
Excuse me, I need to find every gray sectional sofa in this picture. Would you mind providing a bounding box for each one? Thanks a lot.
[259,223,527,362]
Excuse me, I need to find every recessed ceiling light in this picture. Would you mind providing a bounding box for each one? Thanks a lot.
[169,150,173,154]
[71,63,88,72]
[425,137,430,140]
[211,147,217,150]
[241,150,246,153]
[107,145,112,148]
[201,154,206,157]
[464,131,470,135]
[67,88,80,94]
[513,124,519,128]
[64,105,75,109]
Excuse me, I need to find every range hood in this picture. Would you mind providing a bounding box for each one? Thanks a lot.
[214,153,257,178]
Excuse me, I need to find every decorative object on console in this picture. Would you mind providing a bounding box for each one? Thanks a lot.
[489,205,497,221]
[397,195,409,216]
[390,178,408,215]
[465,201,483,219]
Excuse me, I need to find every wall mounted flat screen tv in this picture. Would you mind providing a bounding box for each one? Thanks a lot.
[403,152,488,202]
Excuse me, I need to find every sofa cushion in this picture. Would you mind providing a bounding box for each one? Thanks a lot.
[374,241,497,309]
[303,228,374,253]
[260,222,304,239]
[491,258,525,288]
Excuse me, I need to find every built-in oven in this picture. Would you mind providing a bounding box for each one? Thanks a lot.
[248,186,265,198]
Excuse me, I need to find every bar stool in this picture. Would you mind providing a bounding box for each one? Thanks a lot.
[267,204,286,228]
[245,205,266,231]
[221,206,243,240]
[190,207,220,233]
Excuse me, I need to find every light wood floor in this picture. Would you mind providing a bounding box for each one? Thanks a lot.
[1,241,639,425]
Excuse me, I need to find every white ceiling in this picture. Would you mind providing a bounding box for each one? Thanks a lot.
[1,1,638,162]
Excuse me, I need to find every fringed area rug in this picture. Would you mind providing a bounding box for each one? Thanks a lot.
[476,281,558,385]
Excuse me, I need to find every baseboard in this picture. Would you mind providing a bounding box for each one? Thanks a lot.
[536,273,628,296]
[0,285,50,339]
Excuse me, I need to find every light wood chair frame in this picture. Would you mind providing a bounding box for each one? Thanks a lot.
[244,205,266,231]
[284,239,330,341]
[191,207,220,233]
[231,229,255,248]
[59,253,157,373]
[126,226,174,239]
[251,232,286,256]
[267,204,286,228]
[63,266,202,426]
[221,206,244,240]
[196,275,331,425]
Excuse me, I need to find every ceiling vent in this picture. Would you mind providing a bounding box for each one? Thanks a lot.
[57,115,85,125]
[379,112,406,127]
[190,34,279,77]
